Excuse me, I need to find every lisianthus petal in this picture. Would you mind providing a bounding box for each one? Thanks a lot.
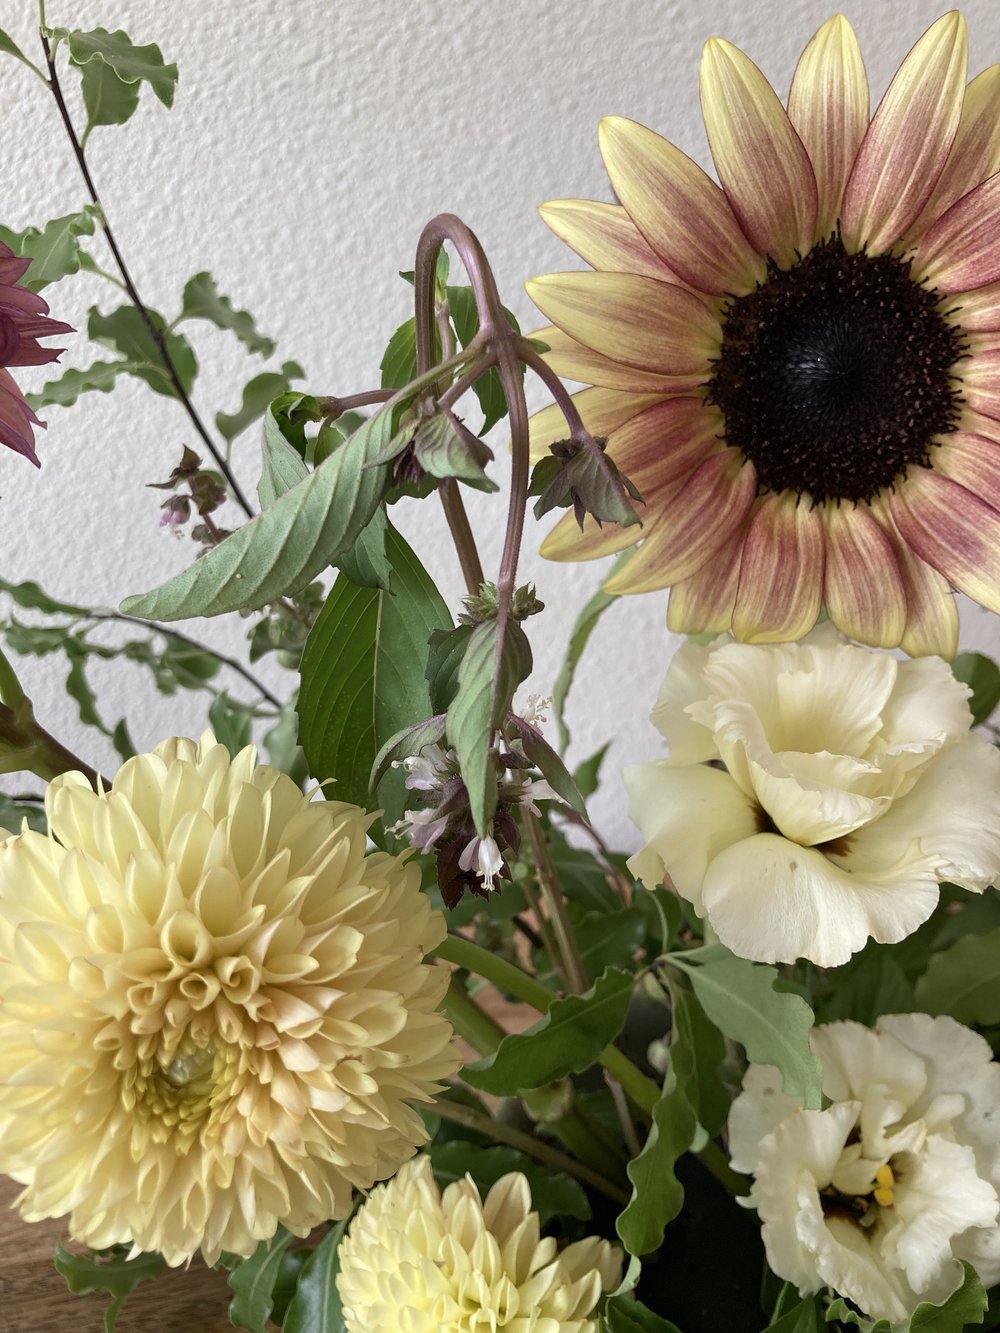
[623,761,760,914]
[890,468,1000,615]
[934,430,1000,511]
[842,13,968,254]
[701,833,940,966]
[526,272,720,375]
[700,37,818,266]
[667,518,748,635]
[727,1063,803,1175]
[915,171,1000,292]
[528,387,664,462]
[598,115,764,295]
[648,639,719,764]
[538,198,674,280]
[822,502,906,648]
[604,449,756,592]
[533,324,703,393]
[906,63,1000,243]
[746,752,889,845]
[787,15,869,238]
[868,497,958,659]
[732,493,824,643]
[950,281,1000,333]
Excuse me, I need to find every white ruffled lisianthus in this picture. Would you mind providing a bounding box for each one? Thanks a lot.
[336,1154,623,1332]
[623,628,1000,965]
[729,1014,1000,1323]
[0,734,460,1266]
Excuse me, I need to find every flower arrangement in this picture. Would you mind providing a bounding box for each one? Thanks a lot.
[1,8,1000,1333]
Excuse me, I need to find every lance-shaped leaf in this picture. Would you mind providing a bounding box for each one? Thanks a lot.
[27,359,133,410]
[914,926,1000,1026]
[616,1064,699,1257]
[53,26,178,107]
[0,206,101,291]
[411,410,497,492]
[667,980,730,1137]
[257,402,310,507]
[216,362,305,443]
[178,272,275,357]
[281,1220,349,1333]
[428,1142,590,1225]
[227,1230,293,1333]
[505,713,587,817]
[552,550,632,749]
[0,27,39,72]
[462,966,634,1095]
[426,623,474,713]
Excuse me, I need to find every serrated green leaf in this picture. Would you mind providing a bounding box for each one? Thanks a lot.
[227,1229,293,1333]
[671,951,823,1109]
[26,359,133,410]
[552,554,629,750]
[88,304,197,399]
[55,27,178,106]
[825,1261,986,1331]
[914,926,1000,1025]
[258,402,310,507]
[297,521,450,831]
[178,271,275,356]
[54,1243,166,1333]
[605,1295,684,1333]
[215,362,305,443]
[0,576,87,615]
[428,1142,590,1225]
[0,205,101,290]
[616,1063,698,1257]
[951,652,1000,726]
[79,55,140,133]
[281,1220,348,1333]
[463,966,634,1095]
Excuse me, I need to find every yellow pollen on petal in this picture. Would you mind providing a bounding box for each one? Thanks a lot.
[873,1162,895,1207]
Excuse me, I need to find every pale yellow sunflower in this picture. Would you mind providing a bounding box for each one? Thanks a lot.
[528,13,1000,654]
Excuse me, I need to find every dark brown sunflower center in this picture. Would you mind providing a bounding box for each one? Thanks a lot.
[707,236,965,503]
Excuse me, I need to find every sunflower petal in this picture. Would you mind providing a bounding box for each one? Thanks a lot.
[890,467,1000,615]
[526,272,720,375]
[821,502,906,648]
[604,449,757,593]
[914,172,1000,292]
[841,12,968,254]
[667,514,750,634]
[732,492,824,642]
[538,198,676,281]
[700,36,818,266]
[528,387,664,462]
[933,430,1000,510]
[601,396,724,493]
[949,281,1000,332]
[787,15,869,238]
[540,508,643,562]
[532,324,705,393]
[868,497,958,659]
[957,344,1000,422]
[906,64,1000,243]
[598,115,764,295]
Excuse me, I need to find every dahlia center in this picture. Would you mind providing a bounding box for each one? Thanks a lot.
[707,237,965,503]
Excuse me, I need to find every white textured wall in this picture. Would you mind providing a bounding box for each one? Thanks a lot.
[0,0,998,847]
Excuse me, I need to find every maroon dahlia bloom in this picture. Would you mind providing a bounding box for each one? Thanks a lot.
[0,241,72,465]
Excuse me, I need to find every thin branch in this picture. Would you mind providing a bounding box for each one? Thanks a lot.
[524,813,589,995]
[438,480,485,597]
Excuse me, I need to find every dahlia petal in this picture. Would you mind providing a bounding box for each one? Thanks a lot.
[906,64,1000,243]
[914,171,1000,292]
[598,115,764,295]
[537,198,674,280]
[933,430,1000,511]
[0,370,42,465]
[949,281,1000,332]
[701,832,941,967]
[525,271,720,375]
[841,13,968,254]
[787,15,869,238]
[527,386,664,462]
[0,255,31,285]
[821,503,906,648]
[732,493,824,643]
[868,498,958,659]
[890,468,1000,615]
[700,37,818,266]
[666,517,749,635]
[533,324,705,393]
[603,449,757,592]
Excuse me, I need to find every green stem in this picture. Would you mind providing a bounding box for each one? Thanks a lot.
[443,980,506,1056]
[697,1138,750,1198]
[599,1044,660,1117]
[0,645,27,711]
[524,813,588,994]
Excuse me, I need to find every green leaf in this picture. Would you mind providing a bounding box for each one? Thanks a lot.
[281,1220,348,1333]
[55,26,178,107]
[551,555,627,749]
[428,1142,590,1225]
[951,651,1000,726]
[547,838,619,914]
[215,362,305,443]
[64,641,105,731]
[0,792,46,833]
[671,951,823,1109]
[573,740,610,800]
[462,966,634,1095]
[337,507,393,590]
[79,55,140,132]
[605,1295,685,1333]
[446,619,532,835]
[535,908,644,990]
[411,412,498,492]
[178,271,275,356]
[668,982,730,1137]
[54,1243,166,1333]
[914,926,1000,1025]
[227,1229,293,1333]
[0,576,87,615]
[27,359,134,410]
[767,1294,824,1333]
[821,949,914,1026]
[369,714,447,793]
[447,285,519,434]
[88,304,197,399]
[208,693,254,759]
[426,623,473,714]
[0,206,101,290]
[120,402,405,620]
[505,714,587,817]
[616,1063,698,1257]
[297,520,450,830]
[380,316,419,389]
[825,1261,987,1332]
[0,26,40,73]
[258,402,310,507]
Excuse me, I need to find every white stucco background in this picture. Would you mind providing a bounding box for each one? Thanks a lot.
[0,0,998,848]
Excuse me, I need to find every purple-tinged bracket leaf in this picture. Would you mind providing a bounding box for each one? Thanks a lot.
[504,713,587,818]
[530,435,643,529]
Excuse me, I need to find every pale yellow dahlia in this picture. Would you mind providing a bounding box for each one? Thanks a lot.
[336,1155,622,1333]
[529,13,1000,655]
[0,734,460,1266]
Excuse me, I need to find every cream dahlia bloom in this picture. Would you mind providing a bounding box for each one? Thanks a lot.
[336,1155,622,1333]
[0,734,459,1266]
[729,1014,1000,1323]
[529,13,1000,653]
[624,629,1000,965]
